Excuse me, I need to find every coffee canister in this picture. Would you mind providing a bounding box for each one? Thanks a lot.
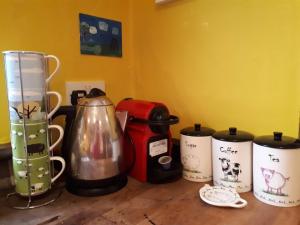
[212,127,254,193]
[180,123,215,182]
[253,132,300,207]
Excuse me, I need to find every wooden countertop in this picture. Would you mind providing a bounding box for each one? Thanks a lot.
[0,178,299,225]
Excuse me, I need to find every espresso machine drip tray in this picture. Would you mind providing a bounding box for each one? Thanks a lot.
[148,160,182,184]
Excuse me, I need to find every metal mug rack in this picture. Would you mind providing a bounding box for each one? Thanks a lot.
[5,52,63,209]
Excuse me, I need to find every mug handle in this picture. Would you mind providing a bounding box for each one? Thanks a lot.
[50,156,66,183]
[47,91,62,119]
[48,125,64,152]
[45,55,60,83]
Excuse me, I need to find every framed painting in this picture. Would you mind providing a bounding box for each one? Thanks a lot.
[79,13,122,57]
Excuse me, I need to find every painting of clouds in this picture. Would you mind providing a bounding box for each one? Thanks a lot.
[79,13,122,57]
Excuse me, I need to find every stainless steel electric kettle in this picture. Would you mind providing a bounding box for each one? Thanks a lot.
[53,88,129,196]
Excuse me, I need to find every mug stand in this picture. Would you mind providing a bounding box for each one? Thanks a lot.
[6,183,63,210]
[6,126,64,210]
[3,51,64,209]
[6,146,64,209]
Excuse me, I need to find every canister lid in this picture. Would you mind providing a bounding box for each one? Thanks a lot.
[212,127,254,142]
[253,132,300,149]
[180,123,215,137]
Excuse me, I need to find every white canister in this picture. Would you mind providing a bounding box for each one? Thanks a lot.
[212,127,254,193]
[180,123,215,182]
[253,132,300,207]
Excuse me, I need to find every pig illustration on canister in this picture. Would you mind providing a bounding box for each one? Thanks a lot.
[261,167,289,195]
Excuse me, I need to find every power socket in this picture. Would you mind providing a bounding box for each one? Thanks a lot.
[65,81,105,105]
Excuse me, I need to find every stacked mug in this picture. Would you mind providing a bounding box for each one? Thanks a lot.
[3,51,65,197]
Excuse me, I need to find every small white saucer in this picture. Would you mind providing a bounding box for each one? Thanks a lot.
[199,184,247,208]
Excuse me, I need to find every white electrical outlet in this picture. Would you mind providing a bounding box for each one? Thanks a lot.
[65,81,105,105]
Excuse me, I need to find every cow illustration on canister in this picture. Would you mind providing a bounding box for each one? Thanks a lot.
[261,167,289,196]
[219,157,242,182]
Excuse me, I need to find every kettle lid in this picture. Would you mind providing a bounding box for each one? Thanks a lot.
[78,88,113,106]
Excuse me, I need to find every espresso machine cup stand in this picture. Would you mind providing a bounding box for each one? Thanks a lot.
[5,53,63,209]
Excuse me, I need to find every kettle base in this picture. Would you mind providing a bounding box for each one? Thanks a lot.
[66,174,128,197]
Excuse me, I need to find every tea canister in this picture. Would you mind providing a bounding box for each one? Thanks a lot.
[253,132,300,207]
[212,127,254,193]
[180,123,215,182]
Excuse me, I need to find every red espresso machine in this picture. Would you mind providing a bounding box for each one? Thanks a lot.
[116,99,182,183]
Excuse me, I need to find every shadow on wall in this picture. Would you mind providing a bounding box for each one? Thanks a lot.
[155,0,195,9]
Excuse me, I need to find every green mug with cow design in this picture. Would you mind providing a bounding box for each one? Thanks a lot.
[13,155,65,196]
[10,121,63,159]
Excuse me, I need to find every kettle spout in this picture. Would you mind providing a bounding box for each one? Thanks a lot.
[116,110,128,132]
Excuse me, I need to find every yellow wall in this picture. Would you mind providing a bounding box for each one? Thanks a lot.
[1,0,300,143]
[0,0,134,144]
[131,0,300,138]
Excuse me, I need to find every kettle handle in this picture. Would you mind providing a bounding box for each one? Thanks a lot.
[52,105,76,159]
[123,129,136,175]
